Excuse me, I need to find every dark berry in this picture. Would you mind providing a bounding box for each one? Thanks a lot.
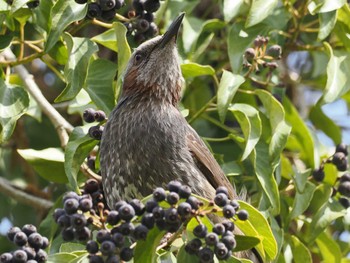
[120,247,133,261]
[230,200,240,210]
[166,192,180,205]
[94,110,107,121]
[141,213,155,229]
[177,202,192,218]
[145,199,158,212]
[83,108,96,123]
[178,185,192,199]
[87,3,102,19]
[96,229,112,243]
[0,253,13,263]
[144,22,158,38]
[214,193,228,207]
[185,238,202,254]
[22,224,37,236]
[333,152,347,166]
[100,240,116,256]
[129,199,145,215]
[312,168,325,182]
[336,158,349,172]
[7,226,21,241]
[340,173,350,182]
[112,232,125,247]
[198,247,214,262]
[193,224,207,238]
[222,220,235,232]
[143,12,154,22]
[254,35,264,47]
[57,215,71,228]
[142,0,160,13]
[75,0,88,4]
[118,222,135,235]
[118,204,136,221]
[99,0,115,11]
[222,234,236,250]
[167,180,182,193]
[107,211,120,225]
[244,48,256,63]
[266,45,282,59]
[212,223,225,235]
[28,233,43,250]
[87,155,96,170]
[132,0,143,13]
[84,178,100,193]
[79,198,93,212]
[61,227,75,241]
[89,255,104,263]
[223,204,236,218]
[153,187,166,202]
[114,200,128,211]
[155,218,166,230]
[88,125,104,140]
[152,206,164,220]
[63,191,80,202]
[339,197,350,208]
[64,198,79,214]
[14,231,28,246]
[12,250,27,263]
[105,255,119,263]
[86,240,99,254]
[187,196,200,210]
[166,221,181,233]
[164,208,179,224]
[35,249,47,263]
[134,224,149,240]
[41,236,49,249]
[114,0,124,9]
[216,186,228,196]
[53,208,66,222]
[27,0,39,8]
[215,242,230,260]
[136,19,149,33]
[338,181,350,197]
[71,213,87,229]
[22,247,35,260]
[336,143,348,156]
[205,232,219,246]
[237,209,249,220]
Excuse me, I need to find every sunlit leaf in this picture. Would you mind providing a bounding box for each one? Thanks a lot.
[114,22,131,81]
[315,232,342,263]
[92,28,118,52]
[308,0,346,14]
[290,235,312,263]
[288,182,316,220]
[181,62,215,79]
[246,0,278,27]
[223,0,245,22]
[318,10,337,40]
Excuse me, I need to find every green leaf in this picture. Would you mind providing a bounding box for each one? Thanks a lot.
[180,62,215,79]
[236,201,278,261]
[60,243,86,253]
[246,0,278,27]
[315,232,342,263]
[0,31,13,50]
[92,28,118,52]
[134,227,166,263]
[288,182,316,220]
[309,104,342,145]
[308,184,332,214]
[0,80,29,143]
[334,4,350,50]
[283,97,315,167]
[17,148,66,183]
[45,0,87,52]
[217,70,245,122]
[10,0,27,14]
[85,58,117,115]
[47,253,78,263]
[64,127,98,192]
[290,235,312,263]
[223,0,245,22]
[33,0,54,32]
[318,43,350,104]
[182,16,203,54]
[177,244,200,263]
[55,34,98,102]
[234,235,260,252]
[318,10,337,40]
[228,103,262,160]
[308,0,346,14]
[48,40,68,65]
[114,22,131,81]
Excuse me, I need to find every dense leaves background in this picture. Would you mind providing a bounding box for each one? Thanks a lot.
[0,0,350,262]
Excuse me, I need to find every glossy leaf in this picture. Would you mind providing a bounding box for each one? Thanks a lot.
[92,28,118,52]
[55,34,98,102]
[308,184,333,214]
[114,22,131,81]
[318,42,350,104]
[85,58,117,114]
[234,235,260,252]
[33,0,54,32]
[309,104,341,144]
[318,10,337,40]
[0,80,29,143]
[246,0,278,27]
[308,0,346,14]
[17,148,66,183]
[64,127,98,192]
[176,245,200,263]
[10,0,27,14]
[315,232,342,263]
[288,182,316,220]
[47,252,78,263]
[290,235,312,263]
[228,103,262,160]
[334,4,350,49]
[180,62,215,79]
[223,0,245,22]
[45,0,87,52]
[217,70,245,122]
[60,243,86,253]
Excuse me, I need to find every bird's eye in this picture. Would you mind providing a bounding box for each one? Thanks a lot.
[134,53,143,63]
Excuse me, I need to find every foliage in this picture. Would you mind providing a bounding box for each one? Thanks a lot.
[1,0,350,262]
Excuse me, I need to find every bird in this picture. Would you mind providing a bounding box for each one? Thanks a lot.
[100,13,236,206]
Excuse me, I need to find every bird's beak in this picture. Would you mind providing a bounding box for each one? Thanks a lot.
[158,13,185,49]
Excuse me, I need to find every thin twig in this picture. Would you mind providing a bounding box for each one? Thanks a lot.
[0,177,53,211]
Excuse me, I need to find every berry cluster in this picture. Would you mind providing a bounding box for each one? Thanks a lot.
[6,0,40,8]
[74,0,125,22]
[338,173,350,208]
[125,0,161,43]
[53,180,249,262]
[243,35,282,73]
[83,108,107,141]
[0,224,49,263]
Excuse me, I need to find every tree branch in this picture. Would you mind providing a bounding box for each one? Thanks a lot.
[0,177,53,211]
[1,48,74,148]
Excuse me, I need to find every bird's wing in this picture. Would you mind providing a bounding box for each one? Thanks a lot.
[186,125,236,199]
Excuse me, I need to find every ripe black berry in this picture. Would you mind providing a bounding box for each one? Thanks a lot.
[7,226,21,241]
[120,247,133,261]
[164,208,179,224]
[26,0,39,8]
[214,193,228,207]
[177,202,192,218]
[212,223,225,235]
[339,197,350,208]
[141,213,155,229]
[61,227,75,241]
[134,224,149,240]
[53,208,66,222]
[12,249,27,263]
[64,198,79,214]
[63,191,80,202]
[96,229,112,243]
[216,186,229,196]
[145,199,159,212]
[338,181,350,197]
[71,213,87,229]
[186,196,200,210]
[86,240,99,254]
[193,224,207,238]
[118,204,136,221]
[222,220,235,231]
[205,232,219,246]
[83,108,96,123]
[99,0,116,11]
[129,199,145,215]
[87,155,96,170]
[237,209,249,220]
[22,224,37,236]
[100,240,116,256]
[22,247,35,260]
[223,204,236,218]
[166,192,180,205]
[198,247,214,262]
[215,242,229,260]
[41,236,49,249]
[142,0,160,13]
[333,152,347,166]
[132,0,143,13]
[57,215,71,228]
[114,200,128,210]
[152,206,164,220]
[105,255,119,263]
[111,232,125,247]
[94,110,107,121]
[75,0,87,4]
[153,187,166,202]
[221,234,236,250]
[88,125,104,140]
[312,168,325,182]
[14,231,28,246]
[178,185,192,199]
[167,181,182,193]
[185,238,202,254]
[84,179,99,193]
[118,222,135,235]
[340,173,350,182]
[89,255,104,263]
[107,211,120,225]
[79,198,93,212]
[0,253,13,263]
[336,143,348,156]
[28,233,43,250]
[87,3,102,19]
[35,249,48,263]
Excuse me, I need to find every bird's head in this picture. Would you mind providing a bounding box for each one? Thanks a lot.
[122,13,185,105]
